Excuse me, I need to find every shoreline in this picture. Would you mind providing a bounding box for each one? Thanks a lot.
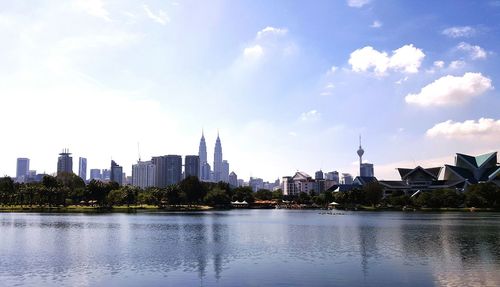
[1,205,499,213]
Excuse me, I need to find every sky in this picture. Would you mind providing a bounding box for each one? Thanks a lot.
[0,0,499,181]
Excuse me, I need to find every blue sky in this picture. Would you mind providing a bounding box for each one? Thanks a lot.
[0,0,499,181]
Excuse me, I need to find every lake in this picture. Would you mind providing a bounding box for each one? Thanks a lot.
[1,210,500,286]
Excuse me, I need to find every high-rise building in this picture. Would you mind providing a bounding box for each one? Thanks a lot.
[57,149,73,175]
[16,158,30,182]
[102,169,111,181]
[185,155,200,179]
[152,156,167,188]
[90,169,102,180]
[315,170,324,180]
[213,132,223,182]
[360,163,374,177]
[341,173,353,184]
[221,160,229,182]
[249,177,264,192]
[78,157,87,181]
[198,131,209,180]
[132,160,156,189]
[110,160,123,185]
[166,155,182,185]
[229,171,238,187]
[325,171,340,183]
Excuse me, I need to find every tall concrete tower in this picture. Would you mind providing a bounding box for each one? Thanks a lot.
[357,135,364,176]
[198,130,208,180]
[213,131,223,182]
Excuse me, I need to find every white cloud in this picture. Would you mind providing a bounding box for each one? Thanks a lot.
[456,42,487,60]
[395,76,408,85]
[347,0,372,8]
[288,131,298,137]
[300,110,321,122]
[434,61,445,68]
[405,72,493,107]
[426,118,500,139]
[449,60,466,69]
[371,20,382,28]
[143,5,170,25]
[243,44,264,58]
[256,26,288,39]
[442,26,476,38]
[325,83,335,89]
[74,0,111,21]
[329,66,338,73]
[348,44,425,76]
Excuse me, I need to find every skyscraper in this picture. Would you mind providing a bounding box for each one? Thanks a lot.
[110,160,123,185]
[185,155,200,179]
[315,170,324,180]
[357,135,365,176]
[213,132,223,182]
[360,163,374,177]
[90,169,102,180]
[78,157,87,181]
[132,160,156,189]
[198,131,209,180]
[152,156,168,188]
[57,149,73,175]
[229,171,238,188]
[16,158,30,182]
[221,160,229,182]
[166,155,182,185]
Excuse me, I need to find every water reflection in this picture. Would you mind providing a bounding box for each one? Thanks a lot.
[0,211,500,286]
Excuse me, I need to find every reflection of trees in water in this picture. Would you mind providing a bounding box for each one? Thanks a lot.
[399,219,500,286]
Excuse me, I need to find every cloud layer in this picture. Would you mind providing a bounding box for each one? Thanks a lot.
[426,118,500,139]
[405,72,493,107]
[349,44,425,76]
[442,26,476,38]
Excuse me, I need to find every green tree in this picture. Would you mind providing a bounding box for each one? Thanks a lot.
[232,186,255,203]
[255,189,272,200]
[364,182,383,206]
[179,176,206,204]
[107,189,126,207]
[272,189,283,201]
[204,188,231,206]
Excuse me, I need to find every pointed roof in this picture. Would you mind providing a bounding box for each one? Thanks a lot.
[456,152,497,168]
[397,166,441,180]
[292,171,312,181]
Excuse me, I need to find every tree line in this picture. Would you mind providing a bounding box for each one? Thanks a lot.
[0,174,281,208]
[1,174,499,209]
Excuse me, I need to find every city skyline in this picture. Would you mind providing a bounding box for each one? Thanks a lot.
[1,1,499,181]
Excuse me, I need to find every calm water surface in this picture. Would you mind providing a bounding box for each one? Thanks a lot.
[1,210,500,287]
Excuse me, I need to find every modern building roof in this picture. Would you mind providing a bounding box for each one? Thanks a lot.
[397,166,441,181]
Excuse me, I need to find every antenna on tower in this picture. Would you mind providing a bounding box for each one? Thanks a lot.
[137,142,141,162]
[359,134,362,147]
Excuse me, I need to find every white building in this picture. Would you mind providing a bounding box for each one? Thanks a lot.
[132,160,156,189]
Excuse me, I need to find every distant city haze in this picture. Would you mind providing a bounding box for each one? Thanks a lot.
[1,1,499,181]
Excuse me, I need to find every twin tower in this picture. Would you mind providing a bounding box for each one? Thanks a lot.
[198,131,229,182]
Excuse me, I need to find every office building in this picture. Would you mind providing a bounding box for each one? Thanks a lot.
[341,173,353,184]
[325,171,339,183]
[315,170,324,180]
[132,160,156,189]
[185,155,200,179]
[360,163,374,177]
[166,155,182,185]
[78,157,87,181]
[57,149,73,175]
[221,160,229,182]
[249,177,264,192]
[229,171,238,188]
[90,169,101,180]
[16,158,30,182]
[110,160,123,185]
